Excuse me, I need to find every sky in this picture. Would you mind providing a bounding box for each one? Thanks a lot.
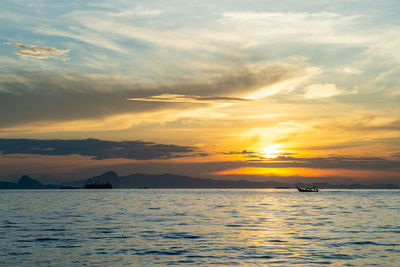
[0,0,399,184]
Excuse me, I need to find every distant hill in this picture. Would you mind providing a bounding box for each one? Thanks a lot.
[17,175,45,189]
[119,173,281,188]
[63,171,285,189]
[0,175,59,189]
[92,171,120,187]
[1,172,399,189]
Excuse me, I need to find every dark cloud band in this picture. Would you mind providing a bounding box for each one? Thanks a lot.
[254,155,400,170]
[224,150,400,170]
[0,138,197,160]
[0,61,304,129]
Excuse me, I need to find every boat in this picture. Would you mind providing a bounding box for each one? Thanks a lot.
[84,179,112,189]
[296,186,318,192]
[85,182,112,189]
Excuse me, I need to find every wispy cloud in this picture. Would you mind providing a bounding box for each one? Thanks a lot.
[6,42,70,61]
[0,138,199,160]
[316,113,400,132]
[339,67,362,75]
[36,26,126,53]
[110,6,163,17]
[220,12,367,45]
[303,83,355,99]
[128,94,252,103]
[278,121,301,127]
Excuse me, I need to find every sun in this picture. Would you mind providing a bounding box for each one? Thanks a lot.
[260,144,284,159]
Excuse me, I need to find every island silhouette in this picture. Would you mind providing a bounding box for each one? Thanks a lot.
[0,171,398,189]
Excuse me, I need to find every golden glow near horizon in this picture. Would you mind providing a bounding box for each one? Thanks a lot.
[215,167,400,180]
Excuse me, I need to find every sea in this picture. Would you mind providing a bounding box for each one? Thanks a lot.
[0,189,399,266]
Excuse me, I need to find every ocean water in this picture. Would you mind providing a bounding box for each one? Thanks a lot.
[0,189,399,266]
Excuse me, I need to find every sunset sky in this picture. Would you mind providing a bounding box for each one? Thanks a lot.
[0,0,399,184]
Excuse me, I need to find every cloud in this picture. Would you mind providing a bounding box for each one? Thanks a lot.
[0,60,307,131]
[223,150,297,161]
[110,6,163,17]
[251,155,400,170]
[54,9,367,60]
[223,150,256,155]
[0,138,198,160]
[220,12,368,45]
[278,121,301,127]
[223,150,267,160]
[304,83,345,99]
[222,150,400,170]
[340,67,362,75]
[6,42,70,61]
[317,114,400,133]
[37,26,126,53]
[128,93,252,103]
[60,11,215,52]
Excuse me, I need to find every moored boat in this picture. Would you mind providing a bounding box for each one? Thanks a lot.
[84,179,112,189]
[296,186,318,192]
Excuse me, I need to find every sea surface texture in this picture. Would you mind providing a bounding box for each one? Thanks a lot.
[0,189,399,266]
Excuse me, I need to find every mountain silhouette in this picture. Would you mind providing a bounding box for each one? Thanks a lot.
[1,172,399,189]
[65,172,400,189]
[17,175,45,189]
[0,175,58,189]
[90,171,120,188]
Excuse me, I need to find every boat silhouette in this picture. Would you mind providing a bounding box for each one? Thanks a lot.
[297,186,319,192]
[84,179,112,189]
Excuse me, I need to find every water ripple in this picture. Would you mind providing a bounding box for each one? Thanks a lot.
[0,189,399,266]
